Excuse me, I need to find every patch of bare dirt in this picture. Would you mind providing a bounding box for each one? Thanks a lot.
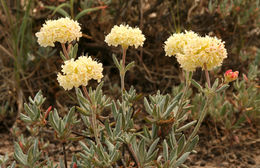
[186,124,260,168]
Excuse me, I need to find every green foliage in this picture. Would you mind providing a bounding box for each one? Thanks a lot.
[14,138,42,168]
[191,65,260,131]
[79,139,121,167]
[76,82,111,116]
[46,0,110,20]
[12,71,208,167]
[21,91,45,124]
[0,154,9,167]
[48,107,77,140]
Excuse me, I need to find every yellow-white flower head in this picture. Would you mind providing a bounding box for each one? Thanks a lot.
[180,36,227,71]
[36,17,82,47]
[105,24,145,49]
[57,56,103,90]
[164,31,199,57]
[164,31,227,71]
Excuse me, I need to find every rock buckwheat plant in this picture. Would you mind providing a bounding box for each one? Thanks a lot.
[10,18,238,168]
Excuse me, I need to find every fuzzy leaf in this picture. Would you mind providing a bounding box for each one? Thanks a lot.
[163,100,178,118]
[147,138,160,156]
[59,51,67,61]
[216,84,229,93]
[176,120,197,133]
[191,79,203,91]
[186,135,199,152]
[212,78,219,90]
[173,92,183,102]
[14,142,27,166]
[112,54,121,70]
[125,61,135,71]
[163,140,169,161]
[20,113,32,123]
[174,152,190,168]
[144,97,153,115]
[177,134,186,154]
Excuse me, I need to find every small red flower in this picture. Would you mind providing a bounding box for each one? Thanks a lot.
[73,163,77,168]
[224,69,239,83]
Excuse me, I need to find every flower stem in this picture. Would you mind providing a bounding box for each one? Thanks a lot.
[204,63,211,88]
[120,47,127,93]
[62,142,68,168]
[82,86,101,146]
[82,86,92,104]
[61,43,69,60]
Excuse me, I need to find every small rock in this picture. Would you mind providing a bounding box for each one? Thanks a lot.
[211,148,221,156]
[236,153,242,159]
[200,161,206,166]
[247,157,256,165]
[203,154,212,161]
[229,154,237,160]
[219,161,229,167]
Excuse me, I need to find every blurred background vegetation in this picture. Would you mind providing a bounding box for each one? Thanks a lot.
[0,0,259,136]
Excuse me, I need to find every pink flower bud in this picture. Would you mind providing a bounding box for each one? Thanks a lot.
[19,141,24,150]
[224,69,239,83]
[44,106,52,119]
[73,163,77,168]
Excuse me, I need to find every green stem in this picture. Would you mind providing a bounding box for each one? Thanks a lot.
[120,47,127,93]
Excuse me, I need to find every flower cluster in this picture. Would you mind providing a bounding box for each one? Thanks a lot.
[224,69,239,83]
[105,24,145,49]
[36,17,82,47]
[164,31,199,57]
[57,56,103,90]
[164,31,227,71]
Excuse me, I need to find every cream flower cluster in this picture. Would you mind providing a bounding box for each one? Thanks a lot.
[105,24,145,49]
[36,17,82,47]
[164,31,227,71]
[57,56,103,90]
[164,31,199,57]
